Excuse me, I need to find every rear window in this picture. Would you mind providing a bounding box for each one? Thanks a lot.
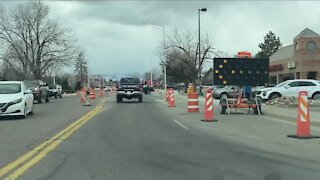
[120,78,140,84]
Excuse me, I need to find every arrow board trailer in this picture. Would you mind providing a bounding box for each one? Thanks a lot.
[213,58,269,115]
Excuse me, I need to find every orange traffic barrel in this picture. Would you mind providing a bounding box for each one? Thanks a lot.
[188,93,199,112]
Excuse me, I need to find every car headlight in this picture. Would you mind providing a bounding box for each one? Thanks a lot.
[34,88,38,91]
[10,98,22,105]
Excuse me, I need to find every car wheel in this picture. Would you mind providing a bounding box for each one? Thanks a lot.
[37,95,42,104]
[220,93,228,99]
[59,94,63,98]
[269,93,281,100]
[139,96,143,103]
[312,92,320,100]
[117,96,121,103]
[45,95,50,103]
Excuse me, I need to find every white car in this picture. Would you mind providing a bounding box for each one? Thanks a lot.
[0,81,34,118]
[256,79,320,101]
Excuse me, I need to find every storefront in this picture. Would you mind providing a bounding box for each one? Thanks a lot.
[269,28,320,85]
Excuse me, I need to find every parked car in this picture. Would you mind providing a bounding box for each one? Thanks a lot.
[24,80,50,103]
[104,86,112,92]
[143,85,154,94]
[0,81,34,118]
[256,79,320,100]
[48,84,63,98]
[213,86,239,99]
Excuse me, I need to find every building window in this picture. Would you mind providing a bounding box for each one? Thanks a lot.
[295,43,299,51]
[307,41,316,50]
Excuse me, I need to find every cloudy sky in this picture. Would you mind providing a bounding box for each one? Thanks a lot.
[2,1,320,77]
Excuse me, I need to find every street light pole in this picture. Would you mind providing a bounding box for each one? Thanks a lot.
[150,58,153,87]
[198,8,207,88]
[162,25,167,91]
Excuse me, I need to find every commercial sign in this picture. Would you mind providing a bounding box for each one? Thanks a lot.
[269,64,283,72]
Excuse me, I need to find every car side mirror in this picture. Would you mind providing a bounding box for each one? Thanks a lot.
[25,89,32,94]
[284,85,290,89]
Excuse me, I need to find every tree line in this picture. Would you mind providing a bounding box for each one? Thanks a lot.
[0,0,88,89]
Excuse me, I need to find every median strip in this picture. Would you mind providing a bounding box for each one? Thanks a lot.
[0,99,105,180]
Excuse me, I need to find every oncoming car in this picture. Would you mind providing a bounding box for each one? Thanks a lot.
[0,81,34,118]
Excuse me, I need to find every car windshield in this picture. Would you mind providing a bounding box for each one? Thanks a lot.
[25,81,39,87]
[120,78,140,84]
[275,81,288,87]
[0,84,21,94]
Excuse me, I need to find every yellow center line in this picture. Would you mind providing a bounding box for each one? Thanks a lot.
[0,99,105,179]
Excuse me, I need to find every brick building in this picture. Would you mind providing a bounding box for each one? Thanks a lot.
[269,28,320,85]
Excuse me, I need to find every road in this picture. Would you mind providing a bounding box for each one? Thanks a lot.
[1,93,320,180]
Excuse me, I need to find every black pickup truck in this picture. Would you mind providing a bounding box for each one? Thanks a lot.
[116,77,143,103]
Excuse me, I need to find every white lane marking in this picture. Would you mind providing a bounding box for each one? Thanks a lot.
[174,119,188,130]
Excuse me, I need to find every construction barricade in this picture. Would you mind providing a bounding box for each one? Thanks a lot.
[168,88,176,107]
[188,93,199,112]
[98,89,104,98]
[89,89,96,100]
[202,89,217,122]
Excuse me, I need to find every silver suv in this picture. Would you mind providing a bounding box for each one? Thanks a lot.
[213,86,239,99]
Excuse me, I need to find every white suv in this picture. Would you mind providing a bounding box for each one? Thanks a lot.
[256,79,320,100]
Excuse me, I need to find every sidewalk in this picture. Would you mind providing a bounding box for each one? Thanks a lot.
[155,89,320,125]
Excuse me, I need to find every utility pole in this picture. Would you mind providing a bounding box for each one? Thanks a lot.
[198,8,207,86]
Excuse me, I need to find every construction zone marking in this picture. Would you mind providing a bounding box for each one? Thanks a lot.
[0,99,106,180]
[174,119,188,130]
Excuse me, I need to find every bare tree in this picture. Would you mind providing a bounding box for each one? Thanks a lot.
[0,1,76,80]
[163,29,215,87]
[74,50,88,88]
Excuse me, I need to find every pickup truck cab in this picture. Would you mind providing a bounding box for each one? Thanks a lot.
[116,77,143,103]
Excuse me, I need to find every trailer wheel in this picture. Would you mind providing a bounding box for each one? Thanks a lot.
[254,106,261,115]
[219,102,227,114]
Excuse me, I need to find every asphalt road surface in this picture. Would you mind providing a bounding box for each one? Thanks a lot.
[1,93,320,180]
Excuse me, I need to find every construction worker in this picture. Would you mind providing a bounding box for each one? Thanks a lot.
[244,85,252,101]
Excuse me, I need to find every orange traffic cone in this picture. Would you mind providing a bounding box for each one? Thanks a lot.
[202,89,217,122]
[168,88,175,107]
[287,91,319,139]
[80,89,87,103]
[89,89,96,100]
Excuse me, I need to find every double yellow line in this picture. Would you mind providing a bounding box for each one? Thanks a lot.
[0,99,105,180]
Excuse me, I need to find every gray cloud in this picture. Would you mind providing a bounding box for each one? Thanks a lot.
[2,1,320,76]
